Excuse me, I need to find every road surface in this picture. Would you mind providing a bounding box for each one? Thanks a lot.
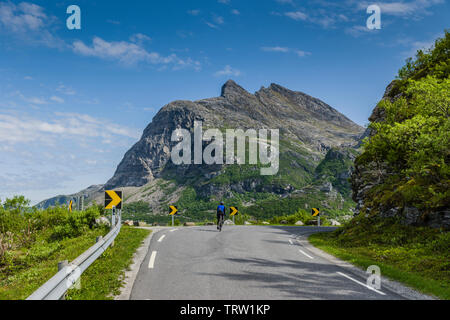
[130,225,405,300]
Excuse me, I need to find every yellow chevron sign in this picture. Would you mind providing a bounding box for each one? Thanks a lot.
[312,208,320,217]
[105,190,122,210]
[69,200,73,212]
[169,206,178,216]
[230,206,238,216]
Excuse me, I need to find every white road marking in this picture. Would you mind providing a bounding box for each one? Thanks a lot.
[158,235,166,242]
[148,251,157,269]
[169,229,178,232]
[337,272,386,296]
[298,249,314,259]
[289,239,294,245]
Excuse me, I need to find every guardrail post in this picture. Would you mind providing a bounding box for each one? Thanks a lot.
[58,261,68,300]
[96,236,103,243]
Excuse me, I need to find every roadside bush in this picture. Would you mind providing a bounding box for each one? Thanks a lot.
[0,196,103,269]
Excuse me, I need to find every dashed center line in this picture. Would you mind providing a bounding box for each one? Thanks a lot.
[148,251,157,269]
[158,235,166,242]
[298,249,314,259]
[288,239,294,245]
[169,229,178,232]
[337,272,386,296]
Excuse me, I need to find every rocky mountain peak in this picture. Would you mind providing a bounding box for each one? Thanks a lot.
[220,80,250,99]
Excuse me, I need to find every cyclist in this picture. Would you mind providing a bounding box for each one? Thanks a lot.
[217,202,226,230]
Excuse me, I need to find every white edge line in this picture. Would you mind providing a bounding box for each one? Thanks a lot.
[289,239,293,245]
[169,229,178,232]
[148,251,157,269]
[337,272,386,296]
[298,249,314,259]
[158,235,166,242]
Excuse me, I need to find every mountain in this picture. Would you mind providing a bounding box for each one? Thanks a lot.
[39,80,364,221]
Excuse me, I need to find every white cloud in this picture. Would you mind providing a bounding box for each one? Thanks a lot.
[50,96,64,104]
[24,76,33,80]
[345,25,378,37]
[218,0,230,4]
[56,84,76,96]
[357,0,444,17]
[130,33,152,44]
[213,15,225,25]
[0,2,47,32]
[261,46,311,57]
[0,2,64,48]
[214,65,241,77]
[285,11,308,21]
[261,46,290,53]
[295,50,311,57]
[0,112,140,145]
[206,21,219,29]
[187,9,201,16]
[231,9,240,15]
[18,92,47,105]
[72,36,201,70]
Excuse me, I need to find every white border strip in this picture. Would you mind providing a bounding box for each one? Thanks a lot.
[337,272,386,296]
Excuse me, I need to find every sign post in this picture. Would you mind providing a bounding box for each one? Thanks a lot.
[169,206,178,226]
[105,191,123,229]
[230,207,238,224]
[312,208,320,227]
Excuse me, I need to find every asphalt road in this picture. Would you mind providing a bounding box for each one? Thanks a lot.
[130,225,405,300]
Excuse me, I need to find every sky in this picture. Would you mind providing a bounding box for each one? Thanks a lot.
[0,0,448,204]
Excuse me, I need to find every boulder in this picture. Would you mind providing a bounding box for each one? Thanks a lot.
[295,221,304,226]
[330,219,341,226]
[224,219,234,225]
[95,216,111,227]
[262,221,270,225]
[244,221,252,225]
[280,220,288,225]
[205,222,215,226]
[123,220,134,226]
[184,222,196,227]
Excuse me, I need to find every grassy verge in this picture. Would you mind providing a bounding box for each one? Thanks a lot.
[308,217,449,300]
[0,228,107,300]
[66,226,151,300]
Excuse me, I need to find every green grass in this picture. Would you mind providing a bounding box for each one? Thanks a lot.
[66,227,151,300]
[0,228,107,300]
[308,217,450,300]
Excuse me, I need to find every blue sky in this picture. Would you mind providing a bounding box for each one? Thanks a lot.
[0,0,448,204]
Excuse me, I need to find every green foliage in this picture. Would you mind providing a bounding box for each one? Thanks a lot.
[392,30,450,96]
[358,32,450,213]
[269,209,313,225]
[0,196,104,274]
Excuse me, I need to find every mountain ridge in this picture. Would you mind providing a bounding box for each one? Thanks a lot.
[38,80,364,221]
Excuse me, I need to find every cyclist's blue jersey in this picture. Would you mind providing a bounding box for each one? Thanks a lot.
[217,205,225,214]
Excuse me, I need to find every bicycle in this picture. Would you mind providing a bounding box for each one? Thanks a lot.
[218,213,225,232]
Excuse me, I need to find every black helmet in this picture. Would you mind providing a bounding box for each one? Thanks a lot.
[220,202,224,205]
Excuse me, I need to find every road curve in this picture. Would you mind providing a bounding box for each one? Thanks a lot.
[130,226,405,300]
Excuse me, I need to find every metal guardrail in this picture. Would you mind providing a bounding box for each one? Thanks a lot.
[27,210,121,300]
